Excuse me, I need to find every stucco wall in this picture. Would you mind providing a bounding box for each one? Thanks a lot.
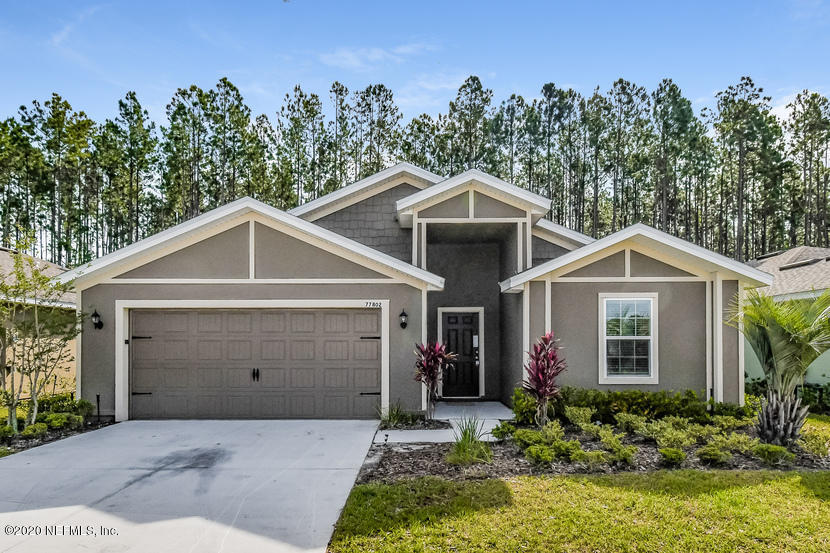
[531,236,570,265]
[544,281,708,394]
[474,193,526,218]
[721,280,740,403]
[426,241,502,399]
[117,224,250,279]
[500,292,523,405]
[313,182,418,262]
[80,283,424,416]
[420,192,470,218]
[563,251,626,277]
[630,250,694,277]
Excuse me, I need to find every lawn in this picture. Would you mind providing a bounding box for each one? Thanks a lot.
[330,471,830,553]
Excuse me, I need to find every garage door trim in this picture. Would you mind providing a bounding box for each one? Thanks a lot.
[114,299,390,421]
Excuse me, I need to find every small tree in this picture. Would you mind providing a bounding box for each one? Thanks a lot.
[414,342,457,419]
[0,238,82,432]
[523,332,568,427]
[733,289,830,446]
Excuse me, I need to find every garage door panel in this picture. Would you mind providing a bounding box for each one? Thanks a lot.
[130,308,381,419]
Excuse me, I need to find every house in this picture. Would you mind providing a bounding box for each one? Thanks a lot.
[1,247,77,395]
[745,246,830,384]
[57,163,773,421]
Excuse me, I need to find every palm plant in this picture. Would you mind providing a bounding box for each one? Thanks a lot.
[733,289,830,445]
[413,342,457,419]
[523,332,568,427]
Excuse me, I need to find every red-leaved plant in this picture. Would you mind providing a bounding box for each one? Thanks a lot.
[523,332,567,426]
[414,342,458,419]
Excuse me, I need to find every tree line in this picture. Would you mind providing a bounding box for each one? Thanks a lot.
[0,75,828,267]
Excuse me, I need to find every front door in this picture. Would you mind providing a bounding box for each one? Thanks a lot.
[441,311,480,397]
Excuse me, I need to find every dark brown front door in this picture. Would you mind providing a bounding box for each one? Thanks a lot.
[441,311,480,397]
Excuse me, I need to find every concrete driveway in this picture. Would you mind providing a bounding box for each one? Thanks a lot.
[0,420,377,553]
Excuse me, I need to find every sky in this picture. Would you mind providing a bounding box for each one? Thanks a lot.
[1,0,829,125]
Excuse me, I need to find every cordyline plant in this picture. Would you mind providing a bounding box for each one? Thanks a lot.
[414,342,457,419]
[731,289,830,446]
[523,332,567,427]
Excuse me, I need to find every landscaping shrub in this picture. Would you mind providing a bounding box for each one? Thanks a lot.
[564,406,595,426]
[524,444,555,464]
[614,413,646,433]
[415,342,458,420]
[711,415,753,432]
[75,399,94,419]
[659,447,686,467]
[0,425,14,439]
[708,432,759,455]
[0,447,11,458]
[688,423,722,444]
[697,444,732,466]
[798,416,830,457]
[522,332,567,426]
[654,428,696,449]
[552,387,710,423]
[540,420,565,443]
[511,388,537,426]
[571,449,609,470]
[36,393,94,419]
[752,443,795,466]
[378,402,419,428]
[446,417,492,465]
[595,427,637,464]
[551,439,582,461]
[20,422,47,439]
[512,429,544,449]
[44,413,68,429]
[490,421,515,441]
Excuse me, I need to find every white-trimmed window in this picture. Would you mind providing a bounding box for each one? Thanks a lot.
[598,293,658,384]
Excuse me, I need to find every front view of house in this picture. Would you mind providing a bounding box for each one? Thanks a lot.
[59,163,773,421]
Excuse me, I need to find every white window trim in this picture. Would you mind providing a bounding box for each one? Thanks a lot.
[598,292,659,385]
[113,299,389,422]
[436,307,485,398]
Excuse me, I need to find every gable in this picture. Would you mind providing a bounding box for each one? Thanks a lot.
[420,192,469,218]
[474,192,527,218]
[116,224,249,279]
[532,236,570,265]
[562,251,626,277]
[253,223,387,279]
[630,250,695,277]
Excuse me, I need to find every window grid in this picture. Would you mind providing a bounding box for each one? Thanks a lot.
[603,297,653,378]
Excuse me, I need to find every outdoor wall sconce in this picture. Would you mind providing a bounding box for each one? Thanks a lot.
[91,310,103,330]
[399,310,408,329]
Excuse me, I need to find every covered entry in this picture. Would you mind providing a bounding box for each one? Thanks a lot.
[128,307,383,419]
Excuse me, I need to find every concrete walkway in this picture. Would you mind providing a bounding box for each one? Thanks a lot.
[0,420,377,553]
[374,401,513,444]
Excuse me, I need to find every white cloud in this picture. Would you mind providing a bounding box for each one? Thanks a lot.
[318,42,437,72]
[396,72,469,114]
[50,5,102,47]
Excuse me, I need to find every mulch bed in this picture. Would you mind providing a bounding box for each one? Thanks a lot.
[1,419,114,456]
[357,428,830,484]
[378,419,452,431]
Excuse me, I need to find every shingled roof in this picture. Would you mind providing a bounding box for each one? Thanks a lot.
[748,246,830,299]
[0,247,76,307]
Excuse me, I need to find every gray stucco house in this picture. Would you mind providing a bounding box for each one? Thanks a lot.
[58,163,772,420]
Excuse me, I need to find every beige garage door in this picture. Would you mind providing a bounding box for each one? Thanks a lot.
[129,308,381,419]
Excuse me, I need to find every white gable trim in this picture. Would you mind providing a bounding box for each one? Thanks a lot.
[59,197,445,292]
[500,223,773,292]
[289,162,442,221]
[533,218,595,247]
[396,169,551,225]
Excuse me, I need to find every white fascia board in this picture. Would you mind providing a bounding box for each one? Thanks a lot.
[500,223,774,292]
[59,197,445,291]
[533,218,595,246]
[289,162,443,218]
[396,169,552,215]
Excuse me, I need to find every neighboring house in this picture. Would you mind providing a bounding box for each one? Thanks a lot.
[1,247,77,395]
[58,163,772,421]
[745,246,830,384]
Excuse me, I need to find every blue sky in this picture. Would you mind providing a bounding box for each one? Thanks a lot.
[1,0,828,124]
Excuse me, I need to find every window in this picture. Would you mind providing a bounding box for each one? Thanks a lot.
[599,293,658,384]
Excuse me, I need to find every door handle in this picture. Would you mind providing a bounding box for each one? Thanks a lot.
[255,368,260,382]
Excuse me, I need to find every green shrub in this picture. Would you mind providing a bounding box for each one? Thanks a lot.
[753,443,795,466]
[75,399,94,418]
[0,425,14,439]
[66,414,83,430]
[0,447,12,458]
[36,394,94,419]
[552,387,709,423]
[564,406,595,426]
[490,421,515,441]
[20,422,48,439]
[512,429,543,449]
[552,439,583,461]
[697,444,732,466]
[710,398,756,419]
[655,428,697,449]
[571,449,609,470]
[799,432,830,457]
[525,444,555,464]
[661,415,692,430]
[614,413,647,433]
[540,420,565,443]
[712,415,753,432]
[659,447,686,467]
[596,427,637,464]
[708,432,759,454]
[446,417,492,465]
[44,413,69,429]
[688,423,722,444]
[378,402,420,429]
[511,388,537,426]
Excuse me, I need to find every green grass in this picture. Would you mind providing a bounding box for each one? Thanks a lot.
[330,471,830,552]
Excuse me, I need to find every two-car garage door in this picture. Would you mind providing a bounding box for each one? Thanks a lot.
[129,308,381,419]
